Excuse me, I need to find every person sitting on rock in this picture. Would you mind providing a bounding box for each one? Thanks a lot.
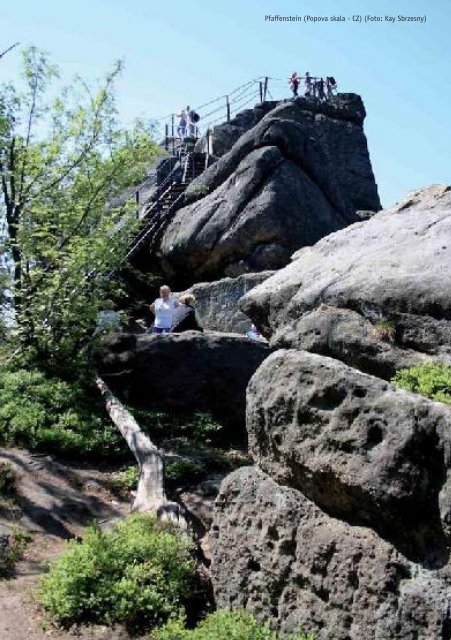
[289,72,300,97]
[149,285,180,334]
[246,324,268,343]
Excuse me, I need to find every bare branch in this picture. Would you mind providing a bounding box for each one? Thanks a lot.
[18,56,41,201]
[95,375,188,528]
[0,43,19,60]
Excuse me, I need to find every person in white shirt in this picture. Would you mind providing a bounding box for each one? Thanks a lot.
[149,285,180,334]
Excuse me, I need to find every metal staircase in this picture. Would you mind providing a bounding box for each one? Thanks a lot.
[124,144,210,261]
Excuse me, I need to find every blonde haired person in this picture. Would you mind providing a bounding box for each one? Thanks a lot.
[149,285,180,334]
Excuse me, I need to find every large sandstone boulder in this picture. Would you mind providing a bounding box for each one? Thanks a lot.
[160,95,380,284]
[247,349,451,562]
[211,467,451,640]
[195,101,278,158]
[241,185,451,379]
[184,272,274,333]
[95,331,270,434]
[209,185,451,638]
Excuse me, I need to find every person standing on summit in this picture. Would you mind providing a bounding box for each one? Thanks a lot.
[187,106,200,137]
[304,71,313,97]
[177,109,187,138]
[326,76,337,98]
[317,77,326,101]
[289,72,300,97]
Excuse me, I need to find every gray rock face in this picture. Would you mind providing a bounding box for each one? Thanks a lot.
[184,272,274,333]
[241,185,451,378]
[246,349,451,563]
[209,184,451,639]
[195,101,279,158]
[211,467,451,640]
[95,331,270,434]
[160,95,380,284]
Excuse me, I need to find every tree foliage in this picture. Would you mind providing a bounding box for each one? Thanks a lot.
[0,46,160,372]
[0,367,124,457]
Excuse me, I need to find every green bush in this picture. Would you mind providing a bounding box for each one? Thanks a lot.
[0,527,31,577]
[111,459,205,497]
[111,465,140,493]
[392,363,451,404]
[165,459,205,488]
[130,408,223,445]
[0,368,124,459]
[152,609,316,640]
[39,513,196,630]
[372,318,395,342]
[0,462,16,495]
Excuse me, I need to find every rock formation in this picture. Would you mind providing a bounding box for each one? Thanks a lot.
[95,331,270,434]
[212,467,451,640]
[160,95,381,285]
[183,272,274,333]
[195,100,279,158]
[241,184,451,379]
[210,185,451,639]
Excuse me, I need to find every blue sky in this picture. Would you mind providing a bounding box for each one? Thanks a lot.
[1,0,449,207]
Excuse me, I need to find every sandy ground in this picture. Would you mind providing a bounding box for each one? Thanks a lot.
[0,448,136,640]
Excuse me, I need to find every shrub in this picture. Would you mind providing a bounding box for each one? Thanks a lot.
[39,513,196,630]
[111,459,205,498]
[0,527,31,577]
[392,363,451,404]
[0,462,16,495]
[0,368,124,459]
[152,609,316,639]
[130,408,223,445]
[111,465,140,494]
[165,459,205,488]
[372,318,395,342]
[189,184,209,198]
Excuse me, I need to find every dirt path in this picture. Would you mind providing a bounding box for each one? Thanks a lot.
[0,448,134,640]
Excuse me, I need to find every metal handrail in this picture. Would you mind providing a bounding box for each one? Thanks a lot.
[125,187,187,260]
[131,155,176,206]
[121,73,342,259]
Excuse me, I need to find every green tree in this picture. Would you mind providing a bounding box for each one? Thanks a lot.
[0,46,159,372]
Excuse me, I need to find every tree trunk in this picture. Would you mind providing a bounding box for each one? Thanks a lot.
[95,376,188,529]
[5,202,22,313]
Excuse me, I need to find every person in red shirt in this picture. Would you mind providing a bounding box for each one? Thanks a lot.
[289,72,300,97]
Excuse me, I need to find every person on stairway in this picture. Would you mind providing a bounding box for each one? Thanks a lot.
[177,109,187,138]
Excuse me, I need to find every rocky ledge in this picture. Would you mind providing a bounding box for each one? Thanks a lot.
[241,184,451,379]
[160,94,381,285]
[95,331,271,435]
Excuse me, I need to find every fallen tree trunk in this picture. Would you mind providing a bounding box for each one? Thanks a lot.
[95,375,188,529]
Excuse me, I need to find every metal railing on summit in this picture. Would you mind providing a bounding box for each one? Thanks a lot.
[121,74,339,237]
